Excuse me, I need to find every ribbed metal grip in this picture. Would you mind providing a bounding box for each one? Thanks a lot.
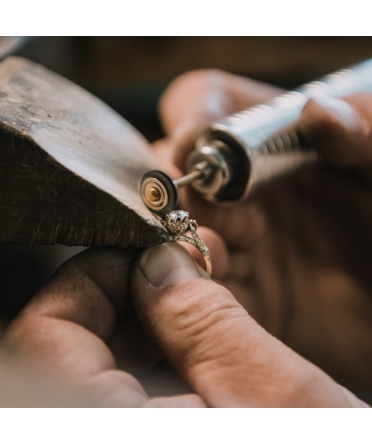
[189,60,372,203]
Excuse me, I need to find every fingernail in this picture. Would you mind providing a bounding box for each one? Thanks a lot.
[138,243,201,288]
[305,96,365,135]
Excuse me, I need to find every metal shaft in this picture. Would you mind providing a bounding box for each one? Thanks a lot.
[185,59,372,204]
[174,169,203,188]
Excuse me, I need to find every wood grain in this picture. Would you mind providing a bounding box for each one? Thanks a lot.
[0,57,168,247]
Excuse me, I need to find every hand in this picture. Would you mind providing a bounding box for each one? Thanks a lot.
[131,241,368,407]
[1,248,206,407]
[154,69,372,390]
[2,242,368,407]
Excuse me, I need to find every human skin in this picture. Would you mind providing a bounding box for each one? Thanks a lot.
[2,70,372,407]
[155,70,372,390]
[0,247,206,407]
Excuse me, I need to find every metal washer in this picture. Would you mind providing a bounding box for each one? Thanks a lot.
[139,170,178,215]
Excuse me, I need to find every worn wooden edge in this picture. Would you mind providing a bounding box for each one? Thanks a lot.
[0,123,168,247]
[0,57,169,248]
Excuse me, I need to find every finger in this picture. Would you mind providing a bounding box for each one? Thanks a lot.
[4,247,137,349]
[0,349,99,407]
[1,248,210,407]
[181,193,267,251]
[1,248,153,406]
[154,70,273,250]
[144,394,207,408]
[132,243,368,407]
[159,69,283,171]
[160,69,283,135]
[0,347,205,408]
[300,94,372,167]
[107,313,161,376]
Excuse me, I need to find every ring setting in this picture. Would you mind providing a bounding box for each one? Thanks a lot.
[162,210,212,276]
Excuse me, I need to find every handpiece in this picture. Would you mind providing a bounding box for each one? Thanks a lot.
[141,59,372,215]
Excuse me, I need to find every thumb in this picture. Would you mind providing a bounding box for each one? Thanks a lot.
[299,94,372,168]
[131,243,368,407]
[159,69,282,171]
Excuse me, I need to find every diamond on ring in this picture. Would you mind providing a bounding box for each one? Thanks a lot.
[165,210,190,234]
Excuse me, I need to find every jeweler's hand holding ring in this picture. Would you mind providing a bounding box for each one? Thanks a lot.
[149,68,372,405]
[131,242,368,407]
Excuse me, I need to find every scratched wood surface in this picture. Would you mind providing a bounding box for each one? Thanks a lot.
[0,57,168,247]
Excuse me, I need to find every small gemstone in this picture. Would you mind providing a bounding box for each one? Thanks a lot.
[169,210,189,222]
